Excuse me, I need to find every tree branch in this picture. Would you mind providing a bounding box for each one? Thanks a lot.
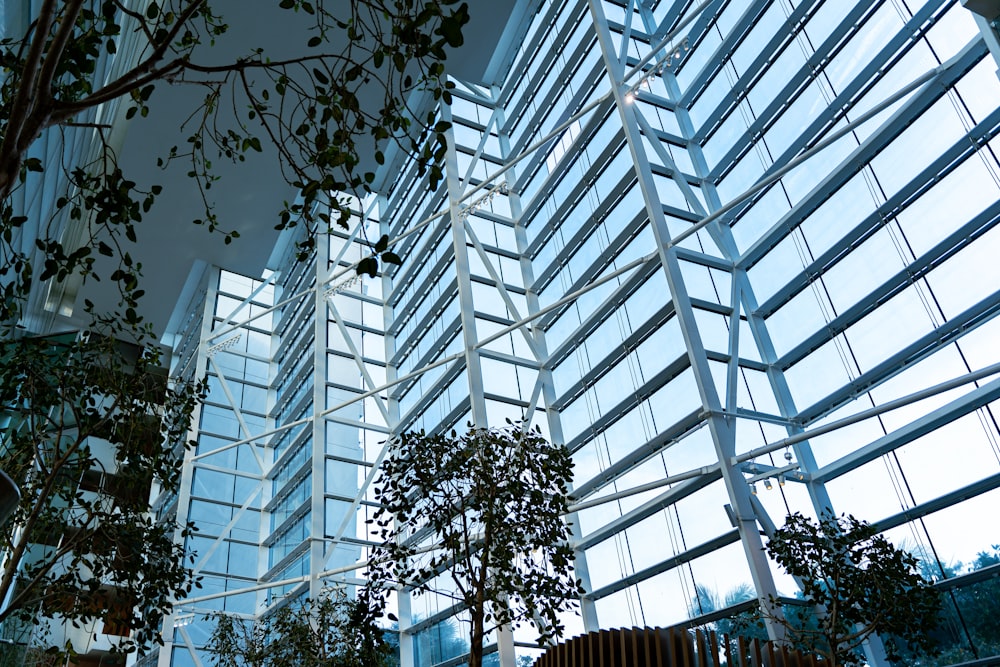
[33,0,86,106]
[51,0,208,119]
[0,0,58,188]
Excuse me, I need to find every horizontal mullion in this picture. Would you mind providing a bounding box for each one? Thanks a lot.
[739,40,987,269]
[325,492,383,510]
[674,246,734,271]
[648,160,705,189]
[565,353,693,453]
[704,350,767,373]
[550,302,676,410]
[642,123,689,151]
[545,253,663,368]
[323,413,390,435]
[758,107,1000,317]
[704,0,888,180]
[478,347,540,369]
[796,288,1000,424]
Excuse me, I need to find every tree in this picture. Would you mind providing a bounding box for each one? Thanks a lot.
[764,512,942,666]
[365,422,583,667]
[206,587,393,667]
[0,0,469,329]
[0,0,469,659]
[688,582,765,642]
[906,544,1000,666]
[0,329,202,656]
[413,617,468,667]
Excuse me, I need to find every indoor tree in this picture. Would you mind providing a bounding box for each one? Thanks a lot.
[764,512,942,666]
[0,1,469,322]
[206,588,392,667]
[0,328,203,655]
[365,422,583,667]
[0,0,469,658]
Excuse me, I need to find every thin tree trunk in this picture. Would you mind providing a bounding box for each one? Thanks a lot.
[469,604,485,667]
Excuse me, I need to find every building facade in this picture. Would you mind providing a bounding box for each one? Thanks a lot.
[158,1,1000,665]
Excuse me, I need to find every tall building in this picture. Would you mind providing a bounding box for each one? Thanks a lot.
[154,1,1000,666]
[0,3,189,664]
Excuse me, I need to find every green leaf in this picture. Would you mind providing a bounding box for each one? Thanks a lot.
[374,234,389,253]
[381,251,402,266]
[437,10,468,48]
[357,256,378,278]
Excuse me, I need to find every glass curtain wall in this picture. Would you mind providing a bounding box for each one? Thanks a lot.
[151,268,276,667]
[161,0,1000,665]
[378,0,1000,662]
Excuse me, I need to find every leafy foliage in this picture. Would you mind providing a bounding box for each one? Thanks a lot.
[206,588,393,667]
[0,0,468,658]
[688,582,765,642]
[0,330,203,656]
[901,545,1000,665]
[765,512,942,666]
[0,0,468,327]
[365,423,583,667]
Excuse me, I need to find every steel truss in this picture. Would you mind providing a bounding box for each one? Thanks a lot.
[158,1,1000,666]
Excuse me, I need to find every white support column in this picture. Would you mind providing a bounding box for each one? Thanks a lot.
[492,84,601,634]
[441,103,519,667]
[157,267,221,667]
[309,249,327,602]
[588,0,786,640]
[443,105,490,427]
[378,192,416,667]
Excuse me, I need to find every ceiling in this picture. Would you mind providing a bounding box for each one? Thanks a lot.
[57,0,522,340]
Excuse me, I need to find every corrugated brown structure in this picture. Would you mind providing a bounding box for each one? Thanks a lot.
[533,627,823,667]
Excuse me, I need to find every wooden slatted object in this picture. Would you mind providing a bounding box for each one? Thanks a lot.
[533,628,822,667]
